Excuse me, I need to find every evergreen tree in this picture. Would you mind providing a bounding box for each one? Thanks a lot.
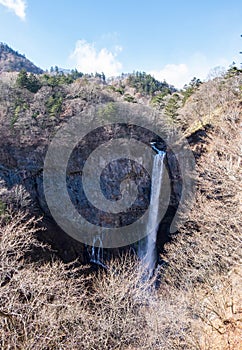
[16,69,29,89]
[164,93,181,120]
[27,73,42,93]
[16,69,42,93]
[101,72,106,82]
[182,77,202,105]
[127,71,175,96]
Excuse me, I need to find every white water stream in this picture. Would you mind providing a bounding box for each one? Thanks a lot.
[90,148,165,277]
[142,151,165,277]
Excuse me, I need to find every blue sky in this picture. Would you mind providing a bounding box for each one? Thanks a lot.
[0,0,241,87]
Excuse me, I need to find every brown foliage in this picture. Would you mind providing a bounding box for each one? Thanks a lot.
[0,73,241,349]
[160,88,242,349]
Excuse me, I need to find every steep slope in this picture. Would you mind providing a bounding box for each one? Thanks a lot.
[0,67,241,261]
[160,76,242,349]
[0,55,241,349]
[0,43,43,74]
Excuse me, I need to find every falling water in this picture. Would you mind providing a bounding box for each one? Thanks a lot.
[89,147,165,273]
[143,150,165,277]
[90,235,106,268]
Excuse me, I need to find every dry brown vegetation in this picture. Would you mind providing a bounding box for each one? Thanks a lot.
[0,211,240,349]
[0,71,241,349]
[0,209,185,350]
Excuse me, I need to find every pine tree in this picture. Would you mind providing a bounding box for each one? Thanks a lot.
[16,69,29,89]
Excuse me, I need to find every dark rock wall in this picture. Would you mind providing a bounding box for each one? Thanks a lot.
[0,103,183,263]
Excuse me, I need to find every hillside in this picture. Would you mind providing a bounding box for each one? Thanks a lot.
[0,43,43,74]
[0,49,241,349]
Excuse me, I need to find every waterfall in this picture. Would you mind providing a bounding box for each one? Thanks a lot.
[90,235,106,268]
[89,146,165,274]
[143,150,165,277]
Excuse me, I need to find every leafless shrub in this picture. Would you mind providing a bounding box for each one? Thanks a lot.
[159,91,242,349]
[0,206,241,349]
[0,180,32,211]
[0,73,241,349]
[0,210,199,350]
[0,209,90,349]
[179,73,242,128]
[0,210,42,284]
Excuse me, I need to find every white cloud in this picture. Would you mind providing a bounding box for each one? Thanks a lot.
[69,40,122,77]
[150,63,189,88]
[149,53,230,89]
[0,0,26,20]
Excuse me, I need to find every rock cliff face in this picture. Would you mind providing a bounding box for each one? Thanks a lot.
[0,77,184,262]
[2,66,240,264]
